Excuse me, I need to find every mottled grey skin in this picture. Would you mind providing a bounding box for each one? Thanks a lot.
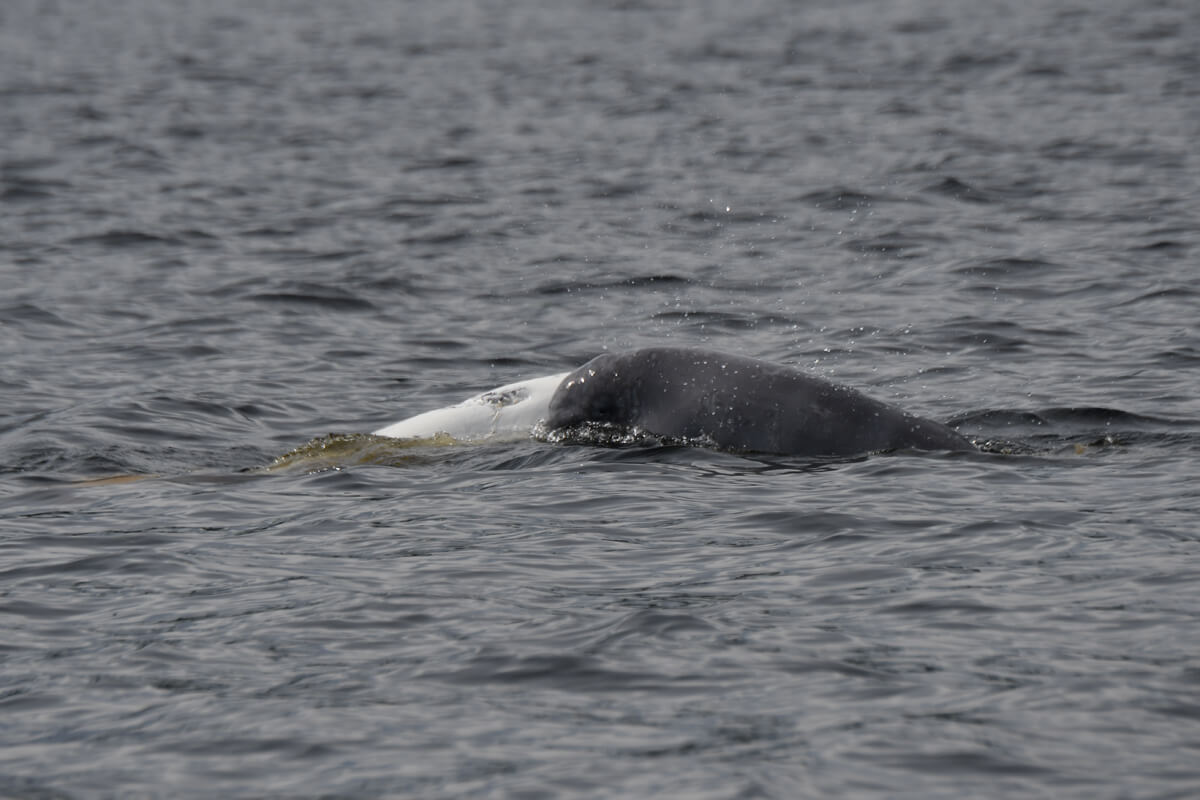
[546,347,973,456]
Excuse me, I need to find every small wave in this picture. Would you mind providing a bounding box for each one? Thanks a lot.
[841,232,937,259]
[798,187,882,210]
[923,176,994,204]
[1111,286,1199,307]
[67,230,184,249]
[953,407,1180,432]
[0,302,76,331]
[0,176,68,203]
[534,274,692,295]
[432,652,679,692]
[951,406,1196,454]
[951,257,1062,278]
[940,48,1019,74]
[247,291,375,311]
[651,309,803,331]
[221,279,376,311]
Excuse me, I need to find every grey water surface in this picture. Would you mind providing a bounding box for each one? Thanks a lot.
[2,0,1199,797]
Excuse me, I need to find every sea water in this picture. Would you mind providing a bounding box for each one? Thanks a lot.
[2,0,1198,797]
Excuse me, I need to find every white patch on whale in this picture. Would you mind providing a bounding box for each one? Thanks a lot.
[373,372,569,442]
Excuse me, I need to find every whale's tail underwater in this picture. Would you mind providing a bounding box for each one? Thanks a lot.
[373,347,974,457]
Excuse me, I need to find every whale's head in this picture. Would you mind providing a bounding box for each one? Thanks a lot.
[373,372,569,442]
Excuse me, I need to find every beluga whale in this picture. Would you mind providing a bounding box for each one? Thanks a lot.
[373,347,973,457]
